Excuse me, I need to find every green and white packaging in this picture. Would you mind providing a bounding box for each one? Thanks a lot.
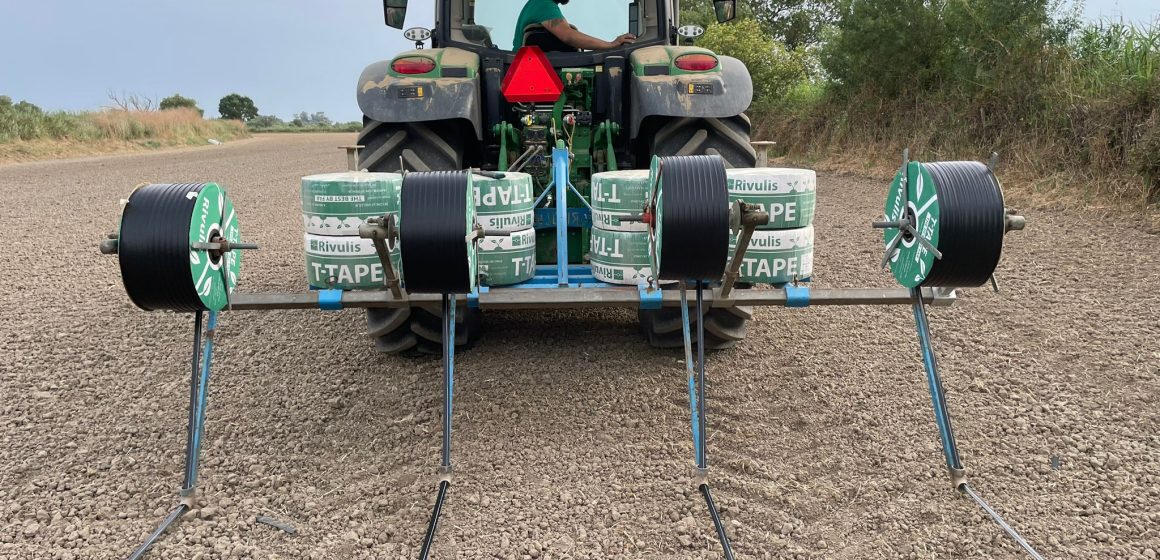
[301,172,402,236]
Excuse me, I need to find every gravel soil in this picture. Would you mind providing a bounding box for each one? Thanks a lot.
[1,134,1156,559]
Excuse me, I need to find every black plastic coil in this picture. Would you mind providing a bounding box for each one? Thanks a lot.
[922,161,1005,287]
[400,171,473,294]
[657,155,730,281]
[118,183,211,312]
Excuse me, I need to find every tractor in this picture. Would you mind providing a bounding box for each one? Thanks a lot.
[356,0,756,354]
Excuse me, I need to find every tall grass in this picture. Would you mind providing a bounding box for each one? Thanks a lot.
[0,98,248,149]
[757,20,1160,213]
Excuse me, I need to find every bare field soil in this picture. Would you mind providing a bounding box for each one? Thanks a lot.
[1,134,1156,559]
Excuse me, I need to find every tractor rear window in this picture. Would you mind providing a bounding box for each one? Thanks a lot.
[465,0,633,51]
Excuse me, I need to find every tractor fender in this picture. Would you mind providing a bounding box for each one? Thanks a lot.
[628,55,753,139]
[356,48,483,139]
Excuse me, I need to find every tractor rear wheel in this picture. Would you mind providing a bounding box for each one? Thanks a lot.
[642,115,757,351]
[649,115,757,169]
[358,117,481,355]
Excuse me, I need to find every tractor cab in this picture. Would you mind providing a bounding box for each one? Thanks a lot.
[385,0,737,53]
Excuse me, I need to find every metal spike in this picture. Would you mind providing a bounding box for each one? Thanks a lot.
[902,224,944,259]
[961,484,1045,560]
[881,231,904,270]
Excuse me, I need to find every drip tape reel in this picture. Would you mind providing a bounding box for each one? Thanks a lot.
[110,182,247,312]
[648,155,731,282]
[881,158,1017,288]
[398,171,478,295]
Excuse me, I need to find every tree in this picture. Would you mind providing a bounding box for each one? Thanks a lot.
[290,111,332,127]
[247,114,285,129]
[698,18,808,104]
[218,94,258,121]
[751,0,835,50]
[106,91,156,111]
[159,93,203,116]
[681,0,834,50]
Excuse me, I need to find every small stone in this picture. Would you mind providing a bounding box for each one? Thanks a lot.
[23,522,40,536]
[199,507,218,520]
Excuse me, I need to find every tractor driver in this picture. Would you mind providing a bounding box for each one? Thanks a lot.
[513,0,636,51]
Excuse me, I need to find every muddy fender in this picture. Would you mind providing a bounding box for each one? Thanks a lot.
[628,54,753,139]
[356,48,483,139]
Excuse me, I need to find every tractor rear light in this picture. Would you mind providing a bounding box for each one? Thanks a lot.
[392,56,436,75]
[673,54,718,72]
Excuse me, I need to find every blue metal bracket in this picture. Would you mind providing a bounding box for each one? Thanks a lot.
[534,207,592,229]
[785,285,811,308]
[638,284,663,310]
[318,289,344,311]
[467,286,487,308]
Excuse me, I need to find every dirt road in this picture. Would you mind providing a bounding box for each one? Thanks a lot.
[1,134,1156,559]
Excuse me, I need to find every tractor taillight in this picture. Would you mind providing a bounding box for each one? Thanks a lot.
[673,54,718,72]
[392,56,436,75]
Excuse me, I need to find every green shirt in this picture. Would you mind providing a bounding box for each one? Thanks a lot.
[512,0,564,48]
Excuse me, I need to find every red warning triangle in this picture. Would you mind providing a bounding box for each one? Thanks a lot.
[501,46,564,103]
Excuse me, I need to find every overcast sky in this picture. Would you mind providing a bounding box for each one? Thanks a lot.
[1,0,1156,122]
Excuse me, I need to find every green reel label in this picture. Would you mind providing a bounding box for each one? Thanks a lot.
[188,183,241,311]
[591,227,654,285]
[591,170,651,213]
[304,234,402,289]
[884,162,941,287]
[478,228,536,285]
[466,174,478,293]
[477,210,534,231]
[726,168,817,229]
[648,156,664,278]
[474,172,535,214]
[301,172,402,236]
[729,226,813,284]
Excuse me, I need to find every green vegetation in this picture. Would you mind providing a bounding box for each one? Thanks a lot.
[685,0,1160,208]
[0,95,247,160]
[698,18,807,104]
[218,93,259,122]
[246,112,360,133]
[159,93,203,116]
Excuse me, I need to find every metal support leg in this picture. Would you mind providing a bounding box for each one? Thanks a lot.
[695,284,708,471]
[681,283,735,560]
[419,295,456,560]
[680,283,701,458]
[911,290,1044,560]
[126,310,218,560]
[552,147,571,286]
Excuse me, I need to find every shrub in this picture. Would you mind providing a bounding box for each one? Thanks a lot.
[160,94,203,116]
[699,18,807,105]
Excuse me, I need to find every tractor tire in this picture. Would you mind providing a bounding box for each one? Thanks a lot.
[641,115,757,351]
[357,118,465,172]
[649,115,757,169]
[358,118,481,355]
